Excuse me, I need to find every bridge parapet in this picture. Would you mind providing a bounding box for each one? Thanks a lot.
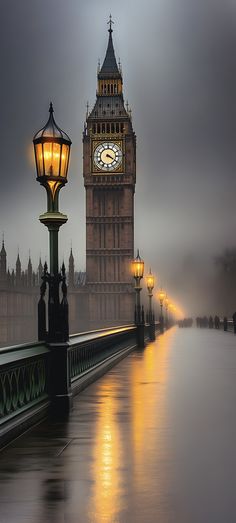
[0,341,50,447]
[0,322,165,447]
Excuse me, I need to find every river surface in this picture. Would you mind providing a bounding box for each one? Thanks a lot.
[1,327,236,522]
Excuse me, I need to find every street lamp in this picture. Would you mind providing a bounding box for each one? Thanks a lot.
[164,295,169,328]
[146,268,155,324]
[158,288,165,333]
[131,249,144,324]
[33,102,72,343]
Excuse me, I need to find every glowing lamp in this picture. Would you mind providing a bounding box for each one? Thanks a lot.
[33,103,72,201]
[158,289,166,306]
[146,268,155,294]
[131,250,144,281]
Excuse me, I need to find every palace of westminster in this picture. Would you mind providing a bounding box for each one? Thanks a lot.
[0,21,136,347]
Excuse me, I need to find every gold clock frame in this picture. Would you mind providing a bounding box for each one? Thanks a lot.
[92,139,124,174]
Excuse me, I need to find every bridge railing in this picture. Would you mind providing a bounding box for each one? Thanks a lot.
[0,321,166,447]
[0,341,50,447]
[69,325,137,389]
[219,319,234,332]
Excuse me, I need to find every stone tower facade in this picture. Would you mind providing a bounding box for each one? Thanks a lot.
[83,21,136,327]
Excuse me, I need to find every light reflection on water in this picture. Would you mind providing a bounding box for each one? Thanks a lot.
[90,379,123,522]
[89,328,174,522]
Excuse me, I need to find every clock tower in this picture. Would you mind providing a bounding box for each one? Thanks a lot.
[83,19,136,327]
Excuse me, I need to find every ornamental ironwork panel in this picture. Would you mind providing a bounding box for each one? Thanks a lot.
[69,328,136,381]
[0,356,48,420]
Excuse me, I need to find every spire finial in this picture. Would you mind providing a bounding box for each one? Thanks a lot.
[107,14,114,34]
[49,102,54,114]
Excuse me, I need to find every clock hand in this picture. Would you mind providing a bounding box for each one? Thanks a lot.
[106,153,114,160]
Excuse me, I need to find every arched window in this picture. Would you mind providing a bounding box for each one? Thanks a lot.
[116,123,119,133]
[107,123,110,133]
[102,123,105,133]
[111,123,115,133]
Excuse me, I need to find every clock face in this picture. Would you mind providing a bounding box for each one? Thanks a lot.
[94,142,122,172]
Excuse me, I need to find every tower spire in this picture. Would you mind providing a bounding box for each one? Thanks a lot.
[98,17,120,79]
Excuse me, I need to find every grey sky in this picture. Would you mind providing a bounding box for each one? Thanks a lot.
[1,0,236,314]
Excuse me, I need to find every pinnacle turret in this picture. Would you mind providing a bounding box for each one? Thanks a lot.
[68,247,75,288]
[16,251,21,284]
[0,237,7,281]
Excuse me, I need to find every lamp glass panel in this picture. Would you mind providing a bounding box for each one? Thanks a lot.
[35,143,44,177]
[43,142,61,176]
[60,144,69,178]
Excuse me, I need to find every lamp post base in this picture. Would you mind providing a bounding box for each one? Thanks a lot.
[149,323,156,341]
[136,323,145,348]
[49,342,73,417]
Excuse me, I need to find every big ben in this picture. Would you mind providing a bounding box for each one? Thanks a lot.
[83,18,136,327]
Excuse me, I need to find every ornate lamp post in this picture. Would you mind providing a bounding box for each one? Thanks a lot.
[146,268,155,322]
[33,103,72,416]
[33,102,72,343]
[158,288,166,333]
[146,268,155,341]
[131,250,144,324]
[164,295,169,328]
[131,250,145,347]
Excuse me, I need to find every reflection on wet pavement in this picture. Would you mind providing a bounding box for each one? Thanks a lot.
[1,327,236,522]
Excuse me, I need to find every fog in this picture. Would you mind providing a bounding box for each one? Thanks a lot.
[1,0,236,316]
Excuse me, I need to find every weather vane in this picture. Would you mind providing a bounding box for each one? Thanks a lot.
[107,14,114,33]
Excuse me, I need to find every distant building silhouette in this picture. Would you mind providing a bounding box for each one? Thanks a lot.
[0,240,87,347]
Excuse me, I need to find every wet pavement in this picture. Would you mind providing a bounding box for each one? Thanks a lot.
[1,327,236,523]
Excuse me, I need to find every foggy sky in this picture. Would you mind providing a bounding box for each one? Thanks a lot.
[1,0,236,315]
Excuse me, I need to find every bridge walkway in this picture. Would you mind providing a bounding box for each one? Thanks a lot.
[0,327,236,523]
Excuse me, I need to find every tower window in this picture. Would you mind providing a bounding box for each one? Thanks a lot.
[102,123,105,133]
[121,123,124,133]
[111,84,113,94]
[97,123,101,133]
[92,124,96,134]
[108,84,110,94]
[107,123,110,133]
[111,123,115,133]
[116,123,119,133]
